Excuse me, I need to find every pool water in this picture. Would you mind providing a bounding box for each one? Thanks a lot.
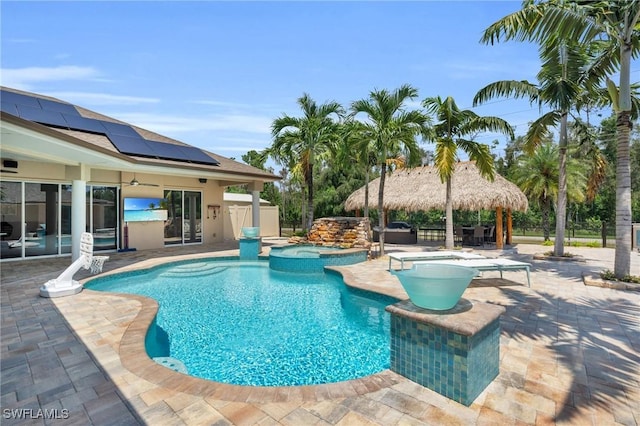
[271,245,335,257]
[86,260,397,386]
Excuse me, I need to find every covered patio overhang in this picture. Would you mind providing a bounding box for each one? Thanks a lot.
[1,112,278,258]
[0,112,277,187]
[344,162,529,249]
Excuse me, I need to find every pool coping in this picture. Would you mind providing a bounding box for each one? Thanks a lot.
[81,253,404,403]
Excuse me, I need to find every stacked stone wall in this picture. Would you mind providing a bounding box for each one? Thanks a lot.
[289,217,371,249]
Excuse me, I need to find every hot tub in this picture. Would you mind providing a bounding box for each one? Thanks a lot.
[268,245,368,273]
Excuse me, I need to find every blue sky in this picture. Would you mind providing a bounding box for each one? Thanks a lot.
[0,1,629,170]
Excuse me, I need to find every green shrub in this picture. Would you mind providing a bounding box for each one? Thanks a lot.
[543,250,574,258]
[542,240,553,246]
[600,270,640,284]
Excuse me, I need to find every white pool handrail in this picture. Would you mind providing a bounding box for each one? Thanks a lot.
[40,232,109,298]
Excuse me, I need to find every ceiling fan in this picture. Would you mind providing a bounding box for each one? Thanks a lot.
[125,174,159,187]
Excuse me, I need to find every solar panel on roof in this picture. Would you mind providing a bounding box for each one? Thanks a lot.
[62,114,108,134]
[1,102,18,116]
[101,121,141,138]
[2,89,219,166]
[180,145,219,165]
[147,141,192,162]
[0,90,41,108]
[17,105,69,128]
[108,134,157,157]
[38,98,79,116]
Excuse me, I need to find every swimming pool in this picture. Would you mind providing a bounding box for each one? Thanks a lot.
[86,259,398,386]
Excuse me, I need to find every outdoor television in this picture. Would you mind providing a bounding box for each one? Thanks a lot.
[123,197,168,222]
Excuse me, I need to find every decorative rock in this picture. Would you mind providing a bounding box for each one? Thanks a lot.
[295,217,371,249]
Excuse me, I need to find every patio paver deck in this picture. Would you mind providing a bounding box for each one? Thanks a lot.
[1,240,639,425]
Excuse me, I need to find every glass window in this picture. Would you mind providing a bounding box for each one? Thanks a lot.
[164,190,183,245]
[164,190,201,245]
[1,182,120,260]
[1,181,23,260]
[24,183,58,257]
[60,185,72,254]
[184,191,202,244]
[91,186,118,251]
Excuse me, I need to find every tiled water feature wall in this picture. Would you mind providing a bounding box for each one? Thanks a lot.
[386,300,505,406]
[289,217,372,248]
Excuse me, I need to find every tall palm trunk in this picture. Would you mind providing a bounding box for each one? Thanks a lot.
[378,163,387,256]
[306,169,314,231]
[615,109,632,277]
[554,111,569,256]
[364,168,370,218]
[445,176,454,249]
[614,38,634,278]
[542,197,551,241]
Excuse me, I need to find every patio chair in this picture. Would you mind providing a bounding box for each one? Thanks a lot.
[473,226,485,246]
[454,226,464,246]
[484,226,496,245]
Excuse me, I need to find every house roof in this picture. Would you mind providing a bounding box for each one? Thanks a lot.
[0,86,278,183]
[345,161,529,212]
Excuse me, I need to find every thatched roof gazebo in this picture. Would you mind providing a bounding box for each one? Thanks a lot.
[344,161,528,248]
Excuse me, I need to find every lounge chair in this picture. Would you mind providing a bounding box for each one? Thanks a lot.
[7,235,40,249]
[388,250,486,270]
[414,257,532,287]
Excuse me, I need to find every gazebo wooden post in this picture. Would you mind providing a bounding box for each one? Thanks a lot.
[496,206,503,249]
[506,208,513,245]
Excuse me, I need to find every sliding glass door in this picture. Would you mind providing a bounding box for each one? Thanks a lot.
[0,181,23,259]
[164,190,202,245]
[90,186,118,251]
[0,181,118,260]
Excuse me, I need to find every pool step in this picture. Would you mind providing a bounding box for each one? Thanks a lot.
[159,263,228,278]
[153,357,188,374]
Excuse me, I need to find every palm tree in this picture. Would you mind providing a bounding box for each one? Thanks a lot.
[474,37,598,256]
[351,84,429,256]
[479,0,640,278]
[512,143,587,241]
[339,119,379,219]
[268,93,344,230]
[422,96,514,249]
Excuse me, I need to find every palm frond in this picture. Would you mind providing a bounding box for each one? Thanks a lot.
[473,80,540,107]
[460,116,515,140]
[433,138,458,182]
[524,112,560,154]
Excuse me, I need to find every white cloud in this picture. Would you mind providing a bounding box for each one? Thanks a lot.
[211,144,268,154]
[192,99,283,114]
[192,100,257,108]
[113,112,273,135]
[47,92,160,106]
[0,65,101,90]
